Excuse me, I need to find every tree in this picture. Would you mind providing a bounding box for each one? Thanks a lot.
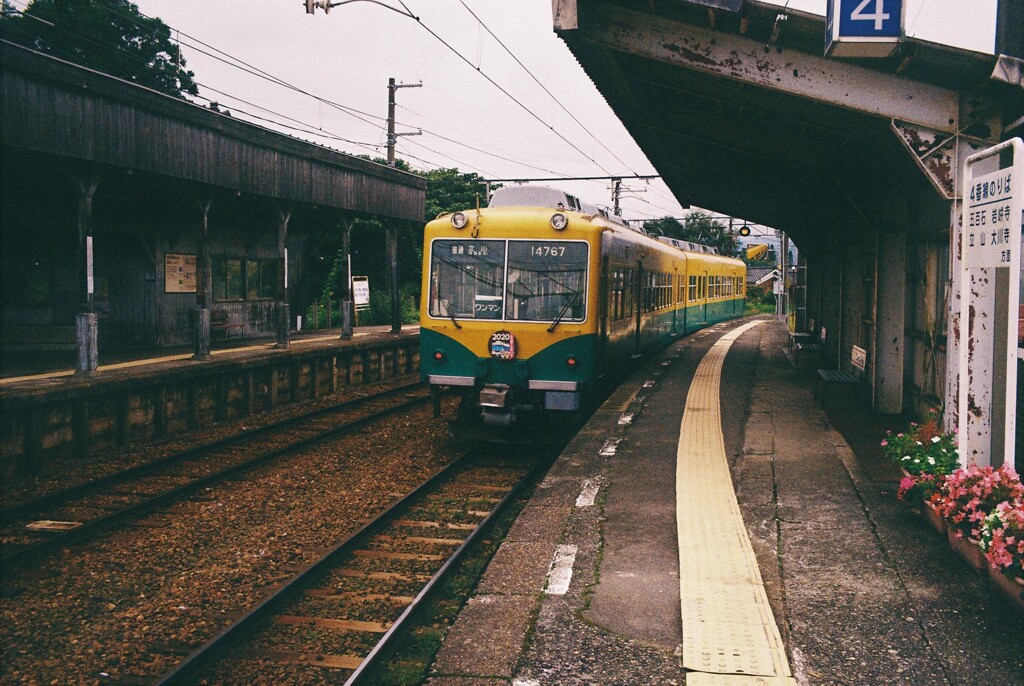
[423,167,492,220]
[1,0,198,98]
[643,211,740,257]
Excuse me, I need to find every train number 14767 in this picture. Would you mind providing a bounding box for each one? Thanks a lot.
[531,244,566,257]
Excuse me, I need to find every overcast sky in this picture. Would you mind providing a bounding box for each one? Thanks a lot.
[97,0,1000,230]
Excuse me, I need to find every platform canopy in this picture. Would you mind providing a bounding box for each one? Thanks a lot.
[553,0,1010,246]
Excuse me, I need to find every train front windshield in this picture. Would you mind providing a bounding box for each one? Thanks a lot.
[428,239,588,323]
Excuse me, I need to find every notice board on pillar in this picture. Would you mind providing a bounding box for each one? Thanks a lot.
[959,139,1023,469]
[165,253,197,293]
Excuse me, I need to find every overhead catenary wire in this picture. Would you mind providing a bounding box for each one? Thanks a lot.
[404,11,617,176]
[453,0,639,176]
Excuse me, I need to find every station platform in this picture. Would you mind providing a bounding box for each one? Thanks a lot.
[426,318,1024,685]
[0,325,420,385]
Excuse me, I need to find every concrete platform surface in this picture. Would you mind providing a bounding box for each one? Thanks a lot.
[427,318,1024,685]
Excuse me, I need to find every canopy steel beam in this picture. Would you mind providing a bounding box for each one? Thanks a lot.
[564,3,965,134]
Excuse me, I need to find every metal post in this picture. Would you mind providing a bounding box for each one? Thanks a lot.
[340,217,354,340]
[75,179,99,374]
[194,200,213,360]
[275,208,291,349]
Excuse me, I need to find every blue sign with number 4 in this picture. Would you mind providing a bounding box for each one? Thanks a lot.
[839,0,902,37]
[826,0,903,57]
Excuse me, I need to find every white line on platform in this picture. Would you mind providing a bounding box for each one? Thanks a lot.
[545,544,578,595]
[575,478,602,507]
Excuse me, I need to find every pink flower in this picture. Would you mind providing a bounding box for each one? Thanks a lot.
[881,439,889,447]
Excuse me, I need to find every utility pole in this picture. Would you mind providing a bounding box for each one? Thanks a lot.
[611,178,622,216]
[387,78,422,166]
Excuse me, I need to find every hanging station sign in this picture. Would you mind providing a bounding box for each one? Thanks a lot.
[825,0,904,58]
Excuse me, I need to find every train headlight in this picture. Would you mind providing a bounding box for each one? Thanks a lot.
[550,213,568,230]
[566,355,578,368]
[433,350,445,362]
[451,212,468,229]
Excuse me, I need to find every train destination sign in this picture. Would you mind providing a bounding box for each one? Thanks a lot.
[825,0,904,58]
[963,168,1020,269]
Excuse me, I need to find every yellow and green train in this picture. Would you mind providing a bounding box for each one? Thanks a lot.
[419,186,746,426]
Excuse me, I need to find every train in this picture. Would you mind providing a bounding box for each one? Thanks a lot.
[419,185,747,426]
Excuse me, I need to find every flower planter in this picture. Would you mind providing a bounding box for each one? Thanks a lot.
[947,531,988,570]
[922,502,946,535]
[987,567,1024,611]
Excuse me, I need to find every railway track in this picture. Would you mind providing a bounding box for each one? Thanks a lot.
[154,448,540,685]
[0,381,429,569]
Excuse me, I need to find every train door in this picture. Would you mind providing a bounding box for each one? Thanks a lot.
[671,267,679,335]
[633,261,643,355]
[700,270,708,327]
[598,256,609,368]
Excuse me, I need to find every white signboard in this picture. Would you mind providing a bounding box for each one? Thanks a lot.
[958,139,1023,470]
[352,276,370,308]
[851,345,867,371]
[964,168,1018,268]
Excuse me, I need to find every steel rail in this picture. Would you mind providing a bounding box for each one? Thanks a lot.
[344,460,536,685]
[152,448,488,685]
[1,391,430,570]
[1,379,422,523]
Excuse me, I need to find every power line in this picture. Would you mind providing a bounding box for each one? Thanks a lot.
[454,0,639,175]
[404,12,616,176]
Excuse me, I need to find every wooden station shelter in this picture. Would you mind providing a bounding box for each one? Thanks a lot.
[0,40,426,371]
[553,0,1024,466]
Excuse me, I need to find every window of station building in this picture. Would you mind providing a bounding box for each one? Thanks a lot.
[213,257,277,302]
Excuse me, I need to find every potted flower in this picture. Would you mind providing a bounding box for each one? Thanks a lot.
[936,465,1024,569]
[979,501,1024,609]
[897,473,946,532]
[882,410,959,478]
[884,409,958,532]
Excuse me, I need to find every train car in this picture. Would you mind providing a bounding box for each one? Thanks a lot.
[419,186,746,426]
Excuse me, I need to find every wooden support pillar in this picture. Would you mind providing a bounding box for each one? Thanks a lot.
[76,179,100,375]
[276,208,292,349]
[340,216,354,340]
[194,200,213,361]
[387,223,401,334]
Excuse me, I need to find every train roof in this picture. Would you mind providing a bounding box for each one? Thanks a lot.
[488,185,626,226]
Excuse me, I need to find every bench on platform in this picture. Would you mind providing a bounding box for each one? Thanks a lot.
[210,310,243,339]
[815,368,864,407]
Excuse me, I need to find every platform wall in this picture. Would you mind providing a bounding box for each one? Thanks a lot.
[0,335,419,483]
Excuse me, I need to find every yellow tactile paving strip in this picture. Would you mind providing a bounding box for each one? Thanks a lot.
[677,321,796,684]
[0,331,393,386]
